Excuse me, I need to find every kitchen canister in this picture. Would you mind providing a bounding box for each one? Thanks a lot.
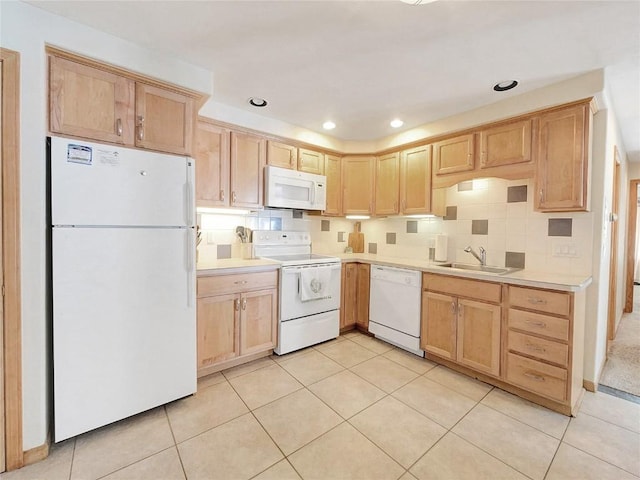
[434,234,448,262]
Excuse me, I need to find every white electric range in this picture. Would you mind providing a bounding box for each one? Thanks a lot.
[253,231,341,354]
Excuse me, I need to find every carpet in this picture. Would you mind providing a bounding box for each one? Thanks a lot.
[599,309,640,398]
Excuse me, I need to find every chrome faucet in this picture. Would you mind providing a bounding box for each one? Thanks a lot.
[464,246,486,266]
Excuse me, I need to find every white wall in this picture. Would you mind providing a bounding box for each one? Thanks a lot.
[0,1,213,451]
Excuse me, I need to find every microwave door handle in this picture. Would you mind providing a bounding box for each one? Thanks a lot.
[311,183,316,204]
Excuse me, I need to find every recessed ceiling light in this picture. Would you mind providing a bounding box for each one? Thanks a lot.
[493,80,518,92]
[323,121,336,130]
[248,97,268,107]
[390,119,404,128]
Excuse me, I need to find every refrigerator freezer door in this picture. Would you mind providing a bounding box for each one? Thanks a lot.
[50,136,194,227]
[52,227,196,441]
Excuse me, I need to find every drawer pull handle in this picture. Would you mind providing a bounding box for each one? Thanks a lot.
[524,371,545,382]
[526,319,547,328]
[234,280,248,285]
[234,299,240,311]
[242,298,247,310]
[528,297,547,305]
[526,343,546,353]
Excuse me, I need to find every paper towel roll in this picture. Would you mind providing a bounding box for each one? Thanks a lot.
[434,234,448,262]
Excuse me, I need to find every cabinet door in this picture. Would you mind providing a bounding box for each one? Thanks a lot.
[50,56,135,145]
[400,145,432,214]
[135,83,195,155]
[340,263,358,329]
[324,154,342,216]
[195,119,230,207]
[298,148,325,174]
[457,299,501,376]
[375,152,400,215]
[239,288,277,356]
[356,264,371,329]
[197,294,239,369]
[230,131,266,208]
[342,156,375,215]
[421,292,457,360]
[479,119,533,169]
[433,133,475,176]
[535,104,588,212]
[267,141,297,170]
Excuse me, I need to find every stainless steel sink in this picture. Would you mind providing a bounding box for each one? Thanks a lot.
[437,262,521,275]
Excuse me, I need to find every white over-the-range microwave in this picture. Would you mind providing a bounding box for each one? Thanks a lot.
[264,165,327,211]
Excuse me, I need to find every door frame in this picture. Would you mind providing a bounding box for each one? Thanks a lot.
[624,178,640,313]
[607,148,621,342]
[0,47,23,471]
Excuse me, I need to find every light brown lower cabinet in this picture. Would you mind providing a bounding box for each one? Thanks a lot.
[197,270,277,376]
[421,274,501,377]
[340,262,370,332]
[421,273,586,415]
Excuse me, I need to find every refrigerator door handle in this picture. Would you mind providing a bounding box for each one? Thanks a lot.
[186,228,195,307]
[185,180,194,226]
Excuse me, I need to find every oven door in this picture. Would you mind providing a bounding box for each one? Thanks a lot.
[280,263,341,321]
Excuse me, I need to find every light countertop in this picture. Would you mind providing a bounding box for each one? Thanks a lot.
[196,258,280,275]
[336,253,592,292]
[196,253,592,292]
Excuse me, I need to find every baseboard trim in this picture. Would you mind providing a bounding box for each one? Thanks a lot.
[583,379,597,392]
[23,436,50,466]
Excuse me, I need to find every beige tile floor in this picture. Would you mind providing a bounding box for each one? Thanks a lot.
[4,331,640,480]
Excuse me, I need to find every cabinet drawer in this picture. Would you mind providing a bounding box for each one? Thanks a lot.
[423,273,501,304]
[507,331,569,367]
[506,353,567,402]
[509,286,570,316]
[198,271,277,297]
[508,309,569,341]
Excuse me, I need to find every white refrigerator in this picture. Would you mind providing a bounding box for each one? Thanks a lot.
[49,136,196,442]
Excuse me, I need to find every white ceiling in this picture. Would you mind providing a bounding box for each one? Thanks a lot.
[28,0,640,158]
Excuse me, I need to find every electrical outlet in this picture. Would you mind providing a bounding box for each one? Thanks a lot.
[552,241,578,257]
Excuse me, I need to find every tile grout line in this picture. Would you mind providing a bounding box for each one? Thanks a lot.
[479,399,569,440]
[578,409,640,435]
[163,405,189,480]
[542,411,573,480]
[557,417,640,478]
[67,438,77,480]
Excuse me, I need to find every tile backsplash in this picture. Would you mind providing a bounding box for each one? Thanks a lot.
[197,178,593,276]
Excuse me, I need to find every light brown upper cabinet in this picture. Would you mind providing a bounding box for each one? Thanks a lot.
[400,144,432,215]
[535,103,590,212]
[433,133,475,176]
[298,148,325,174]
[375,152,400,215]
[342,156,375,215]
[135,83,195,155]
[324,154,342,216]
[230,131,266,209]
[195,118,230,207]
[479,119,533,169]
[267,141,297,170]
[49,50,203,156]
[50,56,135,145]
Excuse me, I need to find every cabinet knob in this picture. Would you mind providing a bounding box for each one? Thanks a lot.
[232,191,237,204]
[116,118,123,136]
[451,301,456,313]
[220,190,225,202]
[242,298,247,310]
[234,299,240,311]
[136,116,145,141]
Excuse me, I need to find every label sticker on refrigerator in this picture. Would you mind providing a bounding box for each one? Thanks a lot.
[67,144,92,165]
[97,149,120,166]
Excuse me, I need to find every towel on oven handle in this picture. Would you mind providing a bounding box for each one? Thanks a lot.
[299,265,333,302]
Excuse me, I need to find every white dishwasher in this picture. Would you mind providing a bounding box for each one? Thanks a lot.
[369,265,423,356]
